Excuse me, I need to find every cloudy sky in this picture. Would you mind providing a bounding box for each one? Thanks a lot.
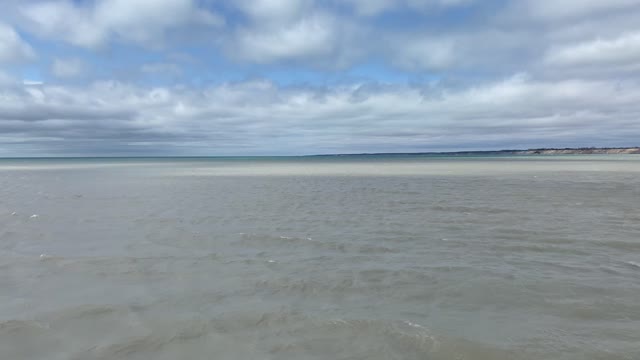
[1,0,639,156]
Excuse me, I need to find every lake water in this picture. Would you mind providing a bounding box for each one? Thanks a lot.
[1,156,639,360]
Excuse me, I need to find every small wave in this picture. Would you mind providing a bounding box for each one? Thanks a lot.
[209,310,522,359]
[490,243,591,256]
[597,240,640,251]
[46,304,131,323]
[356,244,400,254]
[555,302,640,321]
[432,205,512,214]
[624,261,640,269]
[253,268,439,297]
[236,233,349,253]
[82,333,180,359]
[37,253,66,262]
[0,319,50,334]
[238,233,314,246]
[236,233,409,256]
[270,315,520,360]
[5,308,524,360]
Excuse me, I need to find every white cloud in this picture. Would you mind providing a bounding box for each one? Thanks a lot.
[0,22,35,63]
[23,80,45,86]
[20,0,223,48]
[19,1,105,48]
[51,58,86,78]
[12,0,638,75]
[95,0,223,45]
[545,32,640,67]
[233,14,338,63]
[224,0,371,67]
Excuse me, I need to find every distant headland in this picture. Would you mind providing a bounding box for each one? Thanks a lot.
[312,147,640,157]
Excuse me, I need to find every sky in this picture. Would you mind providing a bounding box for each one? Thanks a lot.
[0,0,640,156]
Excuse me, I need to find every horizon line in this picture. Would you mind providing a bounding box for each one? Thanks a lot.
[0,146,639,159]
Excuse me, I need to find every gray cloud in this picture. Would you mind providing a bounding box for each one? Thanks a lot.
[1,75,639,156]
[0,105,134,122]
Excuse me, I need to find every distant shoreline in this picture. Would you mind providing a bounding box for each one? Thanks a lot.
[312,147,640,157]
[0,147,639,159]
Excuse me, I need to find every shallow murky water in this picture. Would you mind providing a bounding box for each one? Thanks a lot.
[1,156,639,359]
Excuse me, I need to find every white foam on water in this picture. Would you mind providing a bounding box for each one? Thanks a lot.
[625,261,640,269]
[403,320,426,329]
